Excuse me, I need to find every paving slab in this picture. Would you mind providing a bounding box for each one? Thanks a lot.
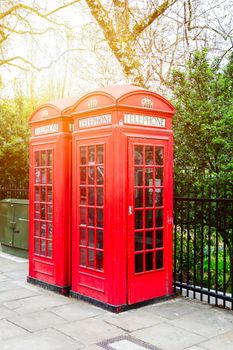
[168,307,233,338]
[0,305,18,320]
[55,317,125,346]
[0,319,29,340]
[0,287,40,303]
[103,309,166,332]
[199,330,233,350]
[0,328,82,350]
[132,322,206,350]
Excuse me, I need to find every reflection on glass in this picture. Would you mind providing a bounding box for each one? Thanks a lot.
[80,187,87,205]
[87,249,95,268]
[41,151,46,166]
[135,231,143,251]
[156,250,163,269]
[35,186,40,201]
[88,228,95,247]
[156,230,163,247]
[48,168,52,184]
[134,189,143,208]
[80,227,86,245]
[88,146,95,163]
[155,168,163,186]
[88,167,95,185]
[80,207,86,225]
[48,150,52,166]
[97,145,104,164]
[41,187,46,202]
[48,187,52,202]
[146,252,153,271]
[156,209,163,227]
[41,168,46,184]
[97,166,104,185]
[35,152,40,167]
[146,231,153,249]
[80,167,86,185]
[34,221,40,235]
[156,147,163,165]
[48,223,52,239]
[97,230,103,249]
[156,189,163,207]
[135,210,143,229]
[97,187,103,206]
[145,146,153,164]
[134,145,143,165]
[97,251,103,270]
[135,254,143,273]
[35,203,40,219]
[35,169,40,184]
[88,187,95,205]
[80,147,86,164]
[146,210,153,228]
[48,241,52,257]
[80,247,86,266]
[41,204,46,220]
[41,222,46,237]
[34,238,39,254]
[97,208,103,228]
[88,207,94,226]
[41,240,46,255]
[145,168,153,186]
[145,188,153,207]
[134,167,143,186]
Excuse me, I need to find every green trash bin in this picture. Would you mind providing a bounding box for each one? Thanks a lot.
[0,199,29,258]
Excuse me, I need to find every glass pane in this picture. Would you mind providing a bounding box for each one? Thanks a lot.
[88,167,95,185]
[134,145,143,165]
[80,167,86,185]
[155,168,163,186]
[88,146,95,163]
[145,168,153,186]
[35,169,40,184]
[156,147,163,165]
[41,222,46,237]
[96,251,103,270]
[97,208,103,228]
[88,207,94,226]
[88,228,95,247]
[80,227,86,245]
[80,247,86,266]
[97,166,104,185]
[35,152,40,167]
[48,223,52,239]
[146,252,153,271]
[41,187,46,202]
[87,249,95,268]
[156,209,163,227]
[48,186,52,202]
[41,240,46,255]
[48,150,52,166]
[145,188,153,207]
[156,189,163,207]
[145,146,153,165]
[97,187,103,206]
[47,168,52,184]
[80,207,86,225]
[135,231,143,251]
[145,210,153,228]
[34,238,40,254]
[41,169,46,184]
[35,203,40,219]
[88,187,95,206]
[48,241,52,258]
[97,230,103,249]
[134,167,143,186]
[34,221,40,236]
[135,210,143,229]
[80,147,87,164]
[80,187,87,205]
[135,254,143,273]
[156,250,163,269]
[41,204,46,220]
[41,151,46,166]
[156,230,163,248]
[134,189,143,208]
[97,145,104,164]
[35,186,40,201]
[146,231,153,249]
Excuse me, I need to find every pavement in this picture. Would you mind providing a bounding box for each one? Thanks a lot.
[0,252,233,350]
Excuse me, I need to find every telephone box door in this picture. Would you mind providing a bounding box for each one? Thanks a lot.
[127,138,173,304]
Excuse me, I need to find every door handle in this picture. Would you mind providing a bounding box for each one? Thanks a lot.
[128,206,133,215]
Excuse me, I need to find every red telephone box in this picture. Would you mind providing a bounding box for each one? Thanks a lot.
[71,85,174,310]
[28,98,75,294]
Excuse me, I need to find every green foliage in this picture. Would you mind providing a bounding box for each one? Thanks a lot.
[0,97,32,186]
[170,50,233,186]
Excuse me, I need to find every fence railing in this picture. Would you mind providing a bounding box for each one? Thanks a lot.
[0,184,29,200]
[174,183,233,309]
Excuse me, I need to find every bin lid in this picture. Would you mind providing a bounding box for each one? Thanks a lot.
[0,199,29,205]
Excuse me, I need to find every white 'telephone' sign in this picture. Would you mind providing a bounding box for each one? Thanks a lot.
[124,114,166,128]
[35,124,59,135]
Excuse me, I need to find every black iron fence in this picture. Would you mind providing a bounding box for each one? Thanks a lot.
[0,184,29,200]
[174,183,233,309]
